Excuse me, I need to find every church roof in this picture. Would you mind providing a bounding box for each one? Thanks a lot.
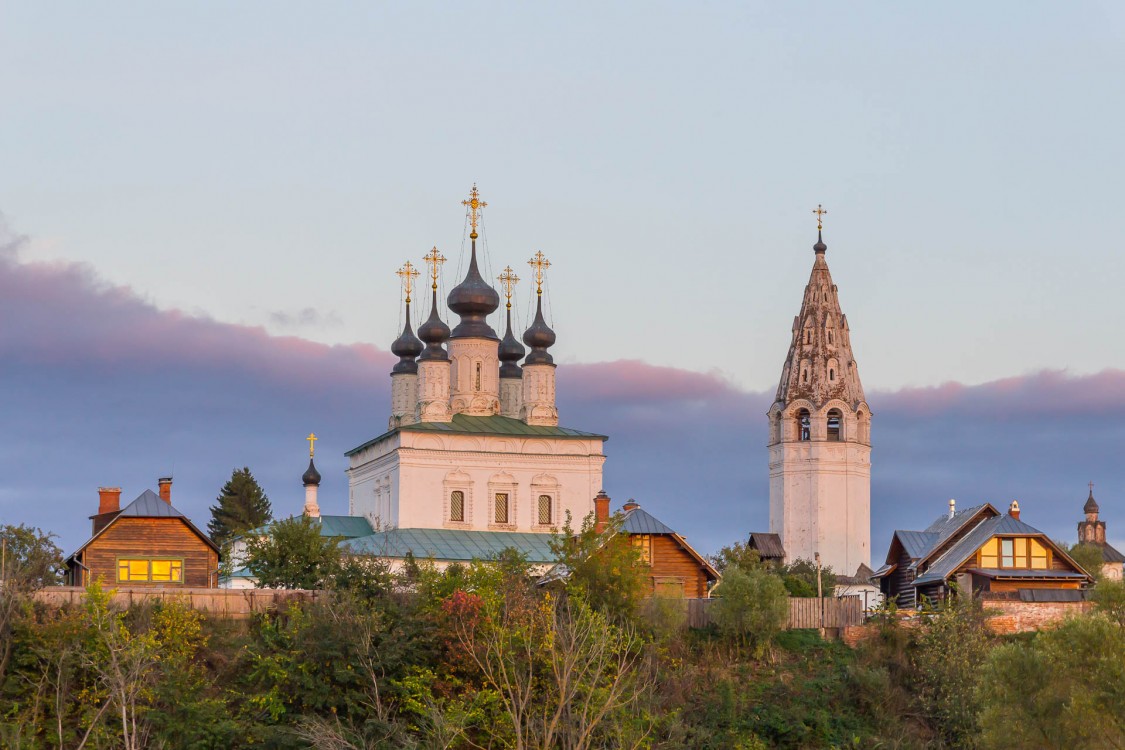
[773,229,867,410]
[346,414,607,456]
[245,514,374,539]
[1084,489,1100,514]
[1099,542,1125,564]
[343,527,558,564]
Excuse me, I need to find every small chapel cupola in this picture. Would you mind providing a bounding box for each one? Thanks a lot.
[1079,482,1107,544]
[768,205,872,578]
[520,251,559,425]
[303,433,322,518]
[416,247,454,423]
[497,265,526,418]
[389,261,424,428]
[447,185,502,416]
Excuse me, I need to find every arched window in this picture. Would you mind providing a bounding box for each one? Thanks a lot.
[537,494,553,525]
[450,491,465,522]
[798,409,811,441]
[827,409,842,441]
[474,362,482,391]
[805,330,812,344]
[829,368,835,382]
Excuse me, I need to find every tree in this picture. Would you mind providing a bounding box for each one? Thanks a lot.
[1067,542,1106,581]
[549,511,648,622]
[244,516,341,589]
[710,565,789,657]
[0,524,63,681]
[208,467,272,546]
[1091,578,1125,627]
[978,614,1125,749]
[709,542,765,575]
[779,558,836,598]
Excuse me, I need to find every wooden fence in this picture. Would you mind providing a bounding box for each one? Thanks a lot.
[685,595,864,630]
[34,586,323,620]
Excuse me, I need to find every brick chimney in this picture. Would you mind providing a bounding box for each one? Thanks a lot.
[158,476,172,504]
[594,490,611,534]
[98,487,122,515]
[622,498,639,512]
[1008,500,1020,521]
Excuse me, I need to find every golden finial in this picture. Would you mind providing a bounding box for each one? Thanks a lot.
[528,251,551,296]
[498,266,520,310]
[422,246,446,290]
[812,204,828,231]
[396,260,420,304]
[306,432,317,458]
[461,184,487,239]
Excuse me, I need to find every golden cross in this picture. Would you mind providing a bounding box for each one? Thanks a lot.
[396,260,420,303]
[1090,481,1095,493]
[461,184,487,238]
[306,432,317,458]
[812,204,828,231]
[498,266,520,309]
[528,251,551,296]
[422,246,446,290]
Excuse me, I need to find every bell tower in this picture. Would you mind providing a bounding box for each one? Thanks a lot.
[767,206,871,576]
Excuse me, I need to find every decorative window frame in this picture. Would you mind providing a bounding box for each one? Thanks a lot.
[530,473,560,530]
[488,472,519,530]
[443,469,473,530]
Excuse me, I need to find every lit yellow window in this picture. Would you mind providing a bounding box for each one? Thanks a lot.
[632,535,652,565]
[980,538,999,568]
[150,560,182,582]
[117,558,183,583]
[1030,539,1048,569]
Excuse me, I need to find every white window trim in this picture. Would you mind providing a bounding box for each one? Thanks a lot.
[443,479,473,530]
[488,484,518,530]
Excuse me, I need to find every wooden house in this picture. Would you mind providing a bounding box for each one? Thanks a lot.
[613,498,719,598]
[65,479,221,588]
[872,500,1093,607]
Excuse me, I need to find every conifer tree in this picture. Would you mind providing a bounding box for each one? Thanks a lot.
[208,467,272,545]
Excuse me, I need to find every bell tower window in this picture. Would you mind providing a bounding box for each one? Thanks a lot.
[827,409,842,441]
[797,409,811,441]
[474,362,482,391]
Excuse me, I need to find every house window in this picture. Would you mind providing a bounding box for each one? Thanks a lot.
[632,534,652,565]
[537,494,552,525]
[117,558,183,583]
[979,537,1051,569]
[450,491,465,522]
[494,492,509,524]
[1001,538,1015,568]
[797,409,811,441]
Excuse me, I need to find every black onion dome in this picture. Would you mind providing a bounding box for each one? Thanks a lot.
[813,229,827,255]
[522,295,556,365]
[1085,489,1099,515]
[499,307,525,378]
[302,458,321,486]
[391,301,424,374]
[417,289,451,362]
[447,241,500,339]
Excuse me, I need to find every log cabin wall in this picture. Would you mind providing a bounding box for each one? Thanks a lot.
[79,517,218,588]
[885,541,916,607]
[648,535,711,599]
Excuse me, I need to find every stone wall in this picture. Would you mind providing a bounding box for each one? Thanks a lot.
[841,599,1093,647]
[35,586,322,620]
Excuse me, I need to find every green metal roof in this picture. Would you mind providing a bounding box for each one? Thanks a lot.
[345,414,607,456]
[342,527,559,564]
[244,515,374,540]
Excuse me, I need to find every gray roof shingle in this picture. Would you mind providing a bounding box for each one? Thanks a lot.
[913,514,1059,585]
[621,508,675,535]
[747,532,786,559]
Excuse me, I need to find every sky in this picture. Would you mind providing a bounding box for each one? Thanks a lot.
[2,3,1124,560]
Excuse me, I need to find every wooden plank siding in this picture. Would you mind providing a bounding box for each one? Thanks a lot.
[883,540,917,608]
[646,534,711,599]
[74,517,219,588]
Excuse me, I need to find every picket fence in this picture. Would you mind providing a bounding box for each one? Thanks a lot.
[685,595,863,630]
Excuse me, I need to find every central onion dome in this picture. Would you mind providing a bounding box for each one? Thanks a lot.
[499,306,525,378]
[417,287,451,362]
[1085,489,1099,515]
[447,243,500,339]
[523,295,556,365]
[390,300,424,374]
[302,458,321,487]
[814,229,827,255]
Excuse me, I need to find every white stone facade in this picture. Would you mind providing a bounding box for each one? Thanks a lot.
[389,372,418,429]
[416,360,453,423]
[521,363,558,426]
[449,337,501,416]
[768,234,872,577]
[500,376,523,418]
[347,429,605,532]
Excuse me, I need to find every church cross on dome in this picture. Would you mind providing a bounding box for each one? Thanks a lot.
[422,246,446,290]
[461,184,487,239]
[813,204,828,231]
[498,266,520,310]
[528,251,551,296]
[306,432,317,457]
[396,261,420,303]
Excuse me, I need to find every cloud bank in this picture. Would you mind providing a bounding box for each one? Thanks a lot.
[2,221,1123,561]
